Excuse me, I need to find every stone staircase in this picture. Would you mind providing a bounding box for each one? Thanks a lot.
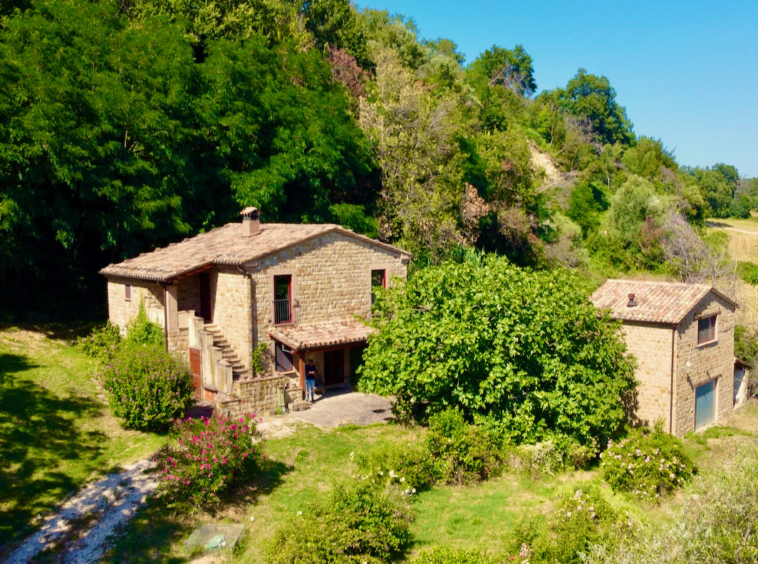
[203,324,250,380]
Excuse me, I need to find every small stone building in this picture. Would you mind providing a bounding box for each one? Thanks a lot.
[100,208,411,414]
[591,279,739,437]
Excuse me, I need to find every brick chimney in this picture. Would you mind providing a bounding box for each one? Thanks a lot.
[627,293,638,308]
[240,207,260,237]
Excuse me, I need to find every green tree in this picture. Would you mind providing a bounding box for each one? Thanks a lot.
[359,46,465,257]
[550,69,634,146]
[606,175,671,243]
[567,182,610,236]
[467,44,536,97]
[359,255,638,446]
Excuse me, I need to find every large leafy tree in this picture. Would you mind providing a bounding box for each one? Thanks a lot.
[359,255,637,446]
[548,69,634,146]
[0,0,204,309]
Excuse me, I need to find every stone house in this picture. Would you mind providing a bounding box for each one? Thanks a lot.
[100,208,411,414]
[591,279,741,437]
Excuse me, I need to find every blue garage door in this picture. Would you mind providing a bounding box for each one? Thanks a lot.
[695,380,716,431]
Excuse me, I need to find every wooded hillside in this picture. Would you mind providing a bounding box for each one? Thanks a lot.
[1,0,755,318]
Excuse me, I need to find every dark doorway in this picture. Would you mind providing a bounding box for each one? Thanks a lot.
[324,349,344,386]
[275,342,294,372]
[200,272,212,322]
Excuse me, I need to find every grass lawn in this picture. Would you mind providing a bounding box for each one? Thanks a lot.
[0,325,165,547]
[103,401,758,563]
[706,217,758,263]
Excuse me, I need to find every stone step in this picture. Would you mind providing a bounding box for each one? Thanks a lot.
[289,399,312,412]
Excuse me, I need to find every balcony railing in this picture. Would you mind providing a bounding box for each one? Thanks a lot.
[274,299,292,325]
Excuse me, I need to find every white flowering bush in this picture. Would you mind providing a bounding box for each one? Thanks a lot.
[600,425,696,499]
[352,443,434,494]
[582,443,758,564]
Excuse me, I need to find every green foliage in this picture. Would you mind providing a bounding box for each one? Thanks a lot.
[515,485,623,564]
[549,68,634,146]
[266,480,412,564]
[567,181,609,236]
[735,324,758,365]
[154,413,263,507]
[606,175,670,243]
[353,442,436,492]
[125,304,165,348]
[76,322,123,363]
[329,203,379,237]
[252,342,268,374]
[411,547,496,564]
[600,425,696,499]
[100,345,195,431]
[359,255,638,447]
[425,408,504,484]
[583,444,758,564]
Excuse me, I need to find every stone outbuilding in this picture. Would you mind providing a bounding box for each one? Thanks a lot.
[100,208,411,414]
[591,279,739,437]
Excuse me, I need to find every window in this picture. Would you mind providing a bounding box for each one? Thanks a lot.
[371,269,386,305]
[275,342,294,372]
[274,275,292,324]
[125,284,131,301]
[697,315,717,345]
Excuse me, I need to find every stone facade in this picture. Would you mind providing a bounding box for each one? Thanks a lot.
[211,266,254,371]
[671,293,735,436]
[622,292,736,437]
[103,228,408,416]
[622,321,674,428]
[106,277,164,335]
[247,231,407,368]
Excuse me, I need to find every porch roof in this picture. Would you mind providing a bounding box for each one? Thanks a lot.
[269,320,376,352]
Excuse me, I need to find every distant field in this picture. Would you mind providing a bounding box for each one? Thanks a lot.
[707,217,758,263]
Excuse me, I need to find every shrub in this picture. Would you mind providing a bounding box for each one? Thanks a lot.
[266,481,412,564]
[359,255,638,448]
[583,444,758,563]
[600,425,696,499]
[739,261,758,286]
[411,546,496,564]
[100,345,195,431]
[425,408,504,484]
[514,485,623,564]
[125,303,164,348]
[154,413,263,506]
[353,441,436,493]
[76,321,122,362]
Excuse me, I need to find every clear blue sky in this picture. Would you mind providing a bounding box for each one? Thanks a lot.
[360,0,758,177]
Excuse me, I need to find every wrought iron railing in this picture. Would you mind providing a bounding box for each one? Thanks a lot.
[274,299,292,324]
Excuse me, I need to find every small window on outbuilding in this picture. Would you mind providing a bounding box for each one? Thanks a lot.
[371,269,386,305]
[125,284,131,301]
[697,315,717,345]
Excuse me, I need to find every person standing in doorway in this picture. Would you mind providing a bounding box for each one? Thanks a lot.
[305,358,317,402]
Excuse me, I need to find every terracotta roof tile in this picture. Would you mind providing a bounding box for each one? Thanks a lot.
[590,279,735,324]
[99,222,410,282]
[269,320,376,352]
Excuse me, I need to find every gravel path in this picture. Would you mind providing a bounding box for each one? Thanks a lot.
[6,459,158,564]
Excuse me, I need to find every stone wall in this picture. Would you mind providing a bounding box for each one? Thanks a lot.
[211,266,253,370]
[106,277,164,335]
[249,231,408,370]
[672,293,735,436]
[622,321,674,429]
[215,375,286,417]
[177,274,201,316]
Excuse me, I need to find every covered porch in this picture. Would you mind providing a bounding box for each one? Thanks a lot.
[269,320,376,400]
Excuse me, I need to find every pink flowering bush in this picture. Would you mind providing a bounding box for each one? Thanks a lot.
[101,345,195,431]
[600,424,696,499]
[154,412,263,506]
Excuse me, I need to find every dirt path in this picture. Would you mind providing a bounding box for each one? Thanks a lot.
[6,459,157,564]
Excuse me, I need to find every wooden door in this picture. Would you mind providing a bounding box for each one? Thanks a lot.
[200,272,212,322]
[189,348,202,398]
[695,379,717,431]
[323,349,344,386]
